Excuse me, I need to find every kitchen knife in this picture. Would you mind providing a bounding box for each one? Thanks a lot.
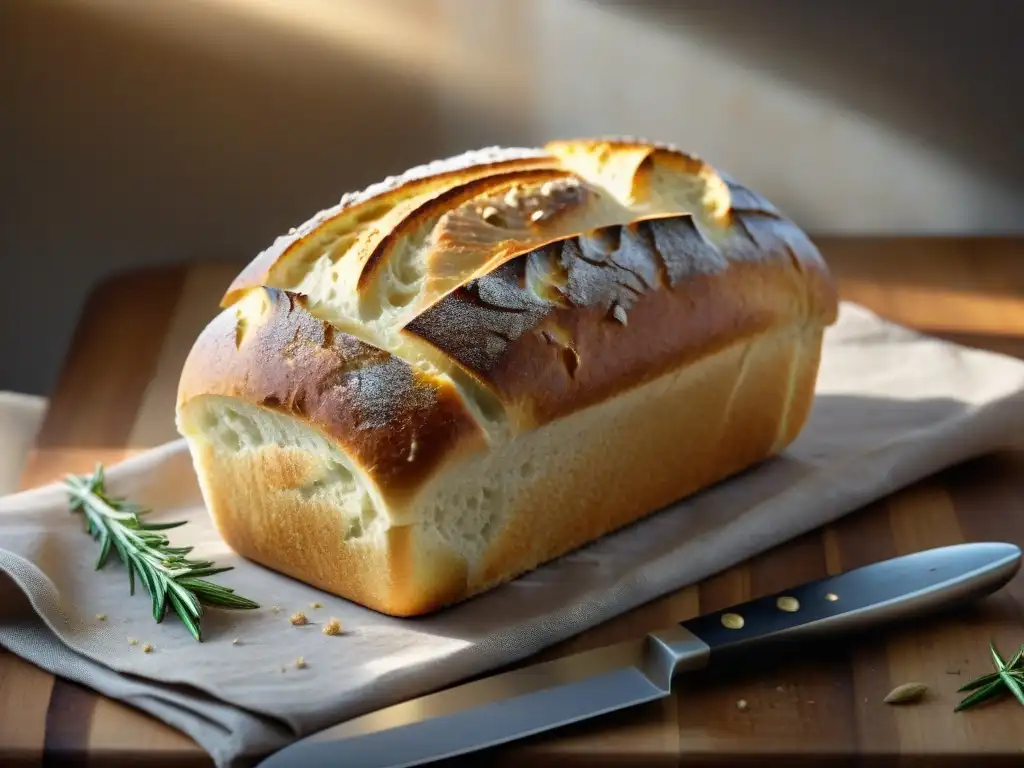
[258,541,1021,768]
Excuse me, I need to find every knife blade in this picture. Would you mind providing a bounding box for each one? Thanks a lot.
[258,541,1021,768]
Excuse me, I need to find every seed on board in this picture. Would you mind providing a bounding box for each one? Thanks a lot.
[884,682,928,705]
[776,596,800,613]
[295,657,307,670]
[721,613,745,630]
[323,618,343,636]
[95,613,107,621]
[736,699,748,711]
[310,602,322,610]
[232,638,242,646]
[290,611,309,626]
[128,637,138,646]
[142,643,153,654]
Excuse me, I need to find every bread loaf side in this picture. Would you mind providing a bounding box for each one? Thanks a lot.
[176,137,838,616]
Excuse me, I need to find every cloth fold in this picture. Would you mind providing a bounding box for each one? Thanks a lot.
[2,303,1024,767]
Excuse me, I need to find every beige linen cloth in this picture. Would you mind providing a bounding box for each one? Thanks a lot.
[2,302,1024,767]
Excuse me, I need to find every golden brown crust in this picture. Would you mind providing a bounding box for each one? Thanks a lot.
[222,148,558,307]
[545,137,715,203]
[356,168,578,292]
[178,287,487,502]
[185,319,826,617]
[404,210,835,429]
[471,325,826,607]
[178,136,841,617]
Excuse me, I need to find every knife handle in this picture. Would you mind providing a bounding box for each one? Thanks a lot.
[646,542,1021,684]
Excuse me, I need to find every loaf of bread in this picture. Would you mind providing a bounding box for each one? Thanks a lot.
[176,137,838,616]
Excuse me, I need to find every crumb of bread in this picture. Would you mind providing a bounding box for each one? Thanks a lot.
[736,699,748,711]
[142,643,153,653]
[95,613,107,621]
[290,611,309,626]
[322,618,343,636]
[310,601,322,609]
[128,637,138,646]
[295,657,307,669]
[232,637,241,645]
[271,605,281,613]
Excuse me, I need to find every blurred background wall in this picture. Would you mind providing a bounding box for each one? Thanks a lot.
[3,0,1022,395]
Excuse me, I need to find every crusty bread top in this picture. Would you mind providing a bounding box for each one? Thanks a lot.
[180,138,837,493]
[220,137,738,329]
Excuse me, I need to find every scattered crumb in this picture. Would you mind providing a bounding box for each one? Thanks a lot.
[807,700,815,705]
[323,618,343,636]
[295,657,307,670]
[310,602,322,609]
[95,613,107,621]
[232,638,241,646]
[128,637,138,646]
[142,643,153,654]
[775,686,786,694]
[290,612,309,626]
[271,605,282,613]
[736,699,748,711]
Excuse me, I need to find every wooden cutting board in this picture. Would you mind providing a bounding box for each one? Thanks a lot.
[3,237,1024,767]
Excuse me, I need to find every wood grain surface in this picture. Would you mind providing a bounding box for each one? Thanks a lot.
[3,238,1024,767]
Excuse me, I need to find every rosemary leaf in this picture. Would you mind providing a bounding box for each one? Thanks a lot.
[179,566,235,580]
[956,640,1024,713]
[958,671,1003,693]
[161,546,195,556]
[1007,645,1024,672]
[152,573,168,623]
[96,532,112,570]
[65,464,259,642]
[955,680,1006,712]
[139,521,189,531]
[168,589,202,642]
[1002,670,1024,708]
[990,641,1008,672]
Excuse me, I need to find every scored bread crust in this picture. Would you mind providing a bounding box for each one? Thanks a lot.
[177,288,487,504]
[177,137,839,616]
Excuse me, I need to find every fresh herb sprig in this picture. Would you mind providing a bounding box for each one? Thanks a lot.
[954,640,1024,712]
[66,464,259,641]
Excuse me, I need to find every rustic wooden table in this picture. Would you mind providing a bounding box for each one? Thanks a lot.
[3,238,1024,767]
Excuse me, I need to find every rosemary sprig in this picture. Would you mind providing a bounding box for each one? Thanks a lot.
[954,640,1024,712]
[66,464,259,642]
